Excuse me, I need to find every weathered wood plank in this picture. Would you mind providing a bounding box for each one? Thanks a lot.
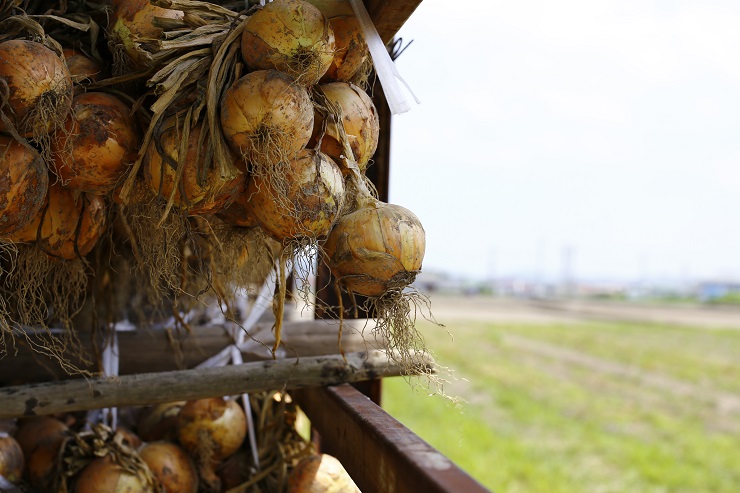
[366,0,423,44]
[0,350,428,419]
[294,385,492,493]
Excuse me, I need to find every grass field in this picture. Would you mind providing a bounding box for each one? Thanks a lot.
[382,299,740,493]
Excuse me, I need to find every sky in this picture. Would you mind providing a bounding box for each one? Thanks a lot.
[386,0,740,283]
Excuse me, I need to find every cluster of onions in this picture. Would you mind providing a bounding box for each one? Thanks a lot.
[287,454,360,493]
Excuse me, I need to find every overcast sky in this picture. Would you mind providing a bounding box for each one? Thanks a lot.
[387,0,740,283]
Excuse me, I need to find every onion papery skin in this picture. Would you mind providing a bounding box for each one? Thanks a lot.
[176,397,246,463]
[27,439,63,490]
[144,122,246,215]
[73,457,154,493]
[247,149,345,242]
[139,442,198,493]
[0,40,73,137]
[5,184,107,260]
[220,70,314,165]
[109,0,184,71]
[323,202,425,297]
[51,92,140,193]
[241,0,335,86]
[287,454,360,493]
[0,135,49,236]
[63,48,104,84]
[311,82,379,172]
[0,436,24,485]
[321,15,369,82]
[217,190,260,228]
[136,402,186,443]
[13,416,68,460]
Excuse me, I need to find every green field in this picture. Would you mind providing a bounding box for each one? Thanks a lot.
[382,307,740,493]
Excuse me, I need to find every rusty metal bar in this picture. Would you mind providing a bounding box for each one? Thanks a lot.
[294,384,492,493]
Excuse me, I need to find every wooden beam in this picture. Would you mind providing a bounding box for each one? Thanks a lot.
[294,385,492,493]
[366,0,423,44]
[0,350,430,419]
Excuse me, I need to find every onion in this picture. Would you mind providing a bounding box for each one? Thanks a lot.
[27,438,63,490]
[136,401,185,443]
[312,82,379,173]
[176,397,246,463]
[73,457,154,493]
[216,450,251,491]
[241,0,335,85]
[220,70,314,165]
[216,191,259,228]
[143,120,246,215]
[287,454,360,493]
[51,92,140,193]
[139,442,198,493]
[321,15,369,82]
[0,40,73,138]
[63,48,104,84]
[108,0,184,72]
[115,427,142,450]
[4,184,107,260]
[323,200,425,297]
[0,436,24,485]
[247,149,345,242]
[0,135,49,236]
[13,416,68,459]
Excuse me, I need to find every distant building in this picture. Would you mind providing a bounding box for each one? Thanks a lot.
[697,281,740,302]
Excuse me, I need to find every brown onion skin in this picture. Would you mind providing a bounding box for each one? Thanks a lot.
[287,454,360,493]
[63,48,104,84]
[51,92,140,193]
[216,450,252,491]
[144,122,246,215]
[0,40,73,137]
[0,436,24,485]
[13,416,68,459]
[216,191,260,228]
[323,202,425,297]
[73,457,153,493]
[139,442,198,493]
[0,135,49,236]
[4,184,107,259]
[176,398,246,462]
[220,70,314,164]
[320,15,369,83]
[241,0,335,85]
[247,149,345,242]
[310,82,379,172]
[27,439,63,490]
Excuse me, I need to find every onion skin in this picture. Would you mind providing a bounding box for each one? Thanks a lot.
[0,135,49,236]
[51,92,140,193]
[220,70,314,164]
[74,457,154,493]
[311,82,379,172]
[144,122,246,214]
[241,0,335,85]
[0,436,24,485]
[287,454,360,493]
[4,184,107,259]
[63,48,104,84]
[139,442,198,493]
[323,202,425,297]
[176,398,246,462]
[321,15,369,82]
[13,416,68,459]
[0,40,73,137]
[217,191,260,228]
[137,402,185,443]
[247,149,345,242]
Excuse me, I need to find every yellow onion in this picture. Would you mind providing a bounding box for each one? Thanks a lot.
[27,438,64,490]
[323,201,425,297]
[144,121,246,214]
[321,15,369,82]
[221,70,313,165]
[114,427,142,450]
[0,435,24,485]
[311,82,379,173]
[216,191,259,228]
[0,135,48,236]
[287,454,360,493]
[0,40,73,137]
[13,416,68,460]
[176,397,246,463]
[216,450,252,491]
[241,0,335,85]
[51,92,140,193]
[63,48,104,84]
[108,0,184,71]
[4,184,107,259]
[247,149,345,242]
[73,457,155,493]
[136,401,185,443]
[139,442,198,493]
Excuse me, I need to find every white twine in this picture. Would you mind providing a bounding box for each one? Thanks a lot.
[348,0,420,115]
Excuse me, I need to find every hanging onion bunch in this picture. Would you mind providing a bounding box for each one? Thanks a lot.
[0,135,48,236]
[241,0,335,86]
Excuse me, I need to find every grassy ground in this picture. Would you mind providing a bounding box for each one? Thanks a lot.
[382,309,740,493]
